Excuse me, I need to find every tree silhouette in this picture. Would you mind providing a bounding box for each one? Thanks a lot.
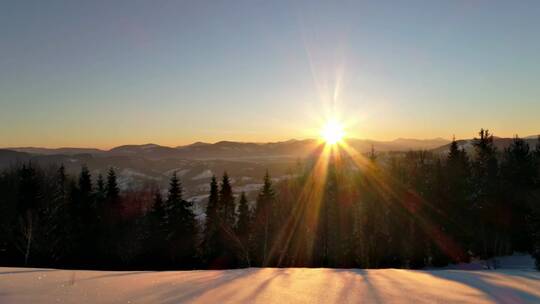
[165,172,197,267]
[252,171,275,266]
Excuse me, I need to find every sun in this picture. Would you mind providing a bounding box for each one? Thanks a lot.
[320,119,345,145]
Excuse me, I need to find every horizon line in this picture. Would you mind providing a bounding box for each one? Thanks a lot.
[3,133,539,151]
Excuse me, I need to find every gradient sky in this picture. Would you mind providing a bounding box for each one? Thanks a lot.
[1,1,539,149]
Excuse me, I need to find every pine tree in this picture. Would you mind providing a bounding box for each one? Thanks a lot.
[501,136,536,252]
[166,172,182,209]
[236,192,251,236]
[317,163,342,267]
[219,172,235,227]
[235,192,252,266]
[152,191,165,220]
[165,172,197,267]
[444,137,471,262]
[471,129,501,258]
[98,167,123,265]
[143,190,168,268]
[252,171,275,266]
[95,174,106,205]
[96,174,105,193]
[78,165,93,198]
[72,165,98,265]
[40,164,72,264]
[213,172,238,267]
[106,167,119,202]
[202,175,221,266]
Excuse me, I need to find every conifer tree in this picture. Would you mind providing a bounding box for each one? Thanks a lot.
[165,172,197,267]
[219,172,235,227]
[213,172,239,266]
[236,192,251,237]
[316,163,342,267]
[78,165,93,198]
[445,137,471,262]
[471,129,501,257]
[73,165,101,265]
[143,190,168,267]
[96,174,105,202]
[106,167,119,202]
[202,175,221,265]
[501,136,536,252]
[166,172,182,211]
[43,164,72,263]
[99,167,122,264]
[252,171,275,266]
[152,191,165,220]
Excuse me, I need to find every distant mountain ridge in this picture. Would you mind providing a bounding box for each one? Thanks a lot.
[5,135,539,160]
[5,147,106,155]
[6,137,452,159]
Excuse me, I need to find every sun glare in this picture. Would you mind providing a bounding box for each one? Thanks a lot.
[320,119,345,145]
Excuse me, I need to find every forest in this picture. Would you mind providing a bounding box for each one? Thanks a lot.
[1,129,539,270]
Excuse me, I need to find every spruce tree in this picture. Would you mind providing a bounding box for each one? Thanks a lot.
[42,164,72,263]
[501,136,536,252]
[471,129,501,258]
[202,175,220,266]
[227,192,252,266]
[96,174,105,197]
[99,167,122,264]
[236,192,251,236]
[445,137,471,262]
[144,190,168,268]
[317,163,342,267]
[219,172,235,227]
[106,167,119,202]
[78,165,93,198]
[73,165,97,265]
[152,191,165,220]
[165,172,197,267]
[215,172,238,267]
[252,171,275,266]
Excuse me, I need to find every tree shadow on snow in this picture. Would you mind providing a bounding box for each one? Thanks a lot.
[426,270,540,303]
[0,269,58,275]
[131,268,290,304]
[71,270,150,283]
[331,269,385,303]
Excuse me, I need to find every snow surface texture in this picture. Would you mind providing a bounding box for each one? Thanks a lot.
[1,266,539,303]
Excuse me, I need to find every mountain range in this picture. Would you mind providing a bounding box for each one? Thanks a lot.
[4,137,452,160]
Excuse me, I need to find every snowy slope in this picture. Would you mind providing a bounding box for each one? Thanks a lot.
[0,267,539,304]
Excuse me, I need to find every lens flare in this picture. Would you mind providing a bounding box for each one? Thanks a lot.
[320,119,345,145]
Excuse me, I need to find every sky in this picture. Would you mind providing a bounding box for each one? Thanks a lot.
[1,0,539,149]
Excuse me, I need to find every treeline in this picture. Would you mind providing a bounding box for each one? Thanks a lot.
[1,129,539,270]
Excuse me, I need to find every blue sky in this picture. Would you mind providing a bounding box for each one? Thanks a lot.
[1,0,539,148]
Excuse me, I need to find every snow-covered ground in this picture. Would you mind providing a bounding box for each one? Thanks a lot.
[1,265,539,303]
